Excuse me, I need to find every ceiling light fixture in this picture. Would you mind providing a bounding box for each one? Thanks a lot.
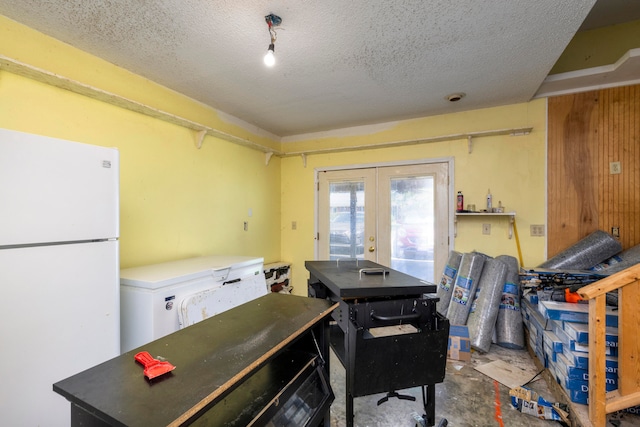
[264,14,282,67]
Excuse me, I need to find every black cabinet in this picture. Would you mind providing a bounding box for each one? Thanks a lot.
[54,293,336,427]
[306,260,449,427]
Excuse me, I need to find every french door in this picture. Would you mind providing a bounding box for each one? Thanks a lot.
[317,162,450,283]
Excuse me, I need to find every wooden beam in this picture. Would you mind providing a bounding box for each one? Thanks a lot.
[606,390,640,413]
[588,296,606,426]
[619,280,640,395]
[0,54,283,156]
[578,263,640,299]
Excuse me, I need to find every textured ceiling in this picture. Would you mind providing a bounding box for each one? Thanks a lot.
[0,0,631,138]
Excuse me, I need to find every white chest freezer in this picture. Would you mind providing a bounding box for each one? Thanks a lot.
[120,255,268,353]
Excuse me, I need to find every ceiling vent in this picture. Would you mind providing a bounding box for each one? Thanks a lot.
[445,93,466,102]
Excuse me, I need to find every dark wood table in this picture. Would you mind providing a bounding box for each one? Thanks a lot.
[306,260,448,427]
[54,293,337,426]
[305,259,435,298]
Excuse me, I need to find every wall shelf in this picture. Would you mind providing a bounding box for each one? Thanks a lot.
[454,212,516,238]
[0,54,284,156]
[0,54,533,167]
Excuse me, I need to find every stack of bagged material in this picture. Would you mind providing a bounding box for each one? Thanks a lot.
[590,243,640,274]
[446,252,485,325]
[538,230,621,270]
[494,255,524,349]
[436,251,462,315]
[520,230,640,413]
[467,258,508,352]
[521,232,638,339]
[436,251,525,354]
[438,230,629,357]
[534,229,640,288]
[524,231,635,327]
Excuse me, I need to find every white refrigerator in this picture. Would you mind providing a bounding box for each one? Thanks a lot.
[0,128,120,426]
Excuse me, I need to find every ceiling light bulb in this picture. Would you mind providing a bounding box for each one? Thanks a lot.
[264,44,275,67]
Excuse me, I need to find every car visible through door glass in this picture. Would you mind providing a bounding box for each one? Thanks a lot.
[329,212,365,259]
[394,213,433,260]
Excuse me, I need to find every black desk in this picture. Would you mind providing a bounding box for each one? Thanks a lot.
[306,260,449,427]
[54,293,337,426]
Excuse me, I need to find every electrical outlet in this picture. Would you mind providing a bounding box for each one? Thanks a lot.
[610,161,621,174]
[482,224,491,235]
[530,225,545,236]
[612,227,620,238]
[243,221,248,231]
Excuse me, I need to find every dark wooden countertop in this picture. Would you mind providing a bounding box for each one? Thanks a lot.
[53,293,336,427]
[305,260,436,298]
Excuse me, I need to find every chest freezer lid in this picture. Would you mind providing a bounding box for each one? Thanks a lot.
[120,255,264,290]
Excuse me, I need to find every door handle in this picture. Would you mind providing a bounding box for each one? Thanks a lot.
[368,246,375,252]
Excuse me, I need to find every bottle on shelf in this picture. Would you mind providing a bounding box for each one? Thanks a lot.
[456,191,464,212]
[486,189,492,211]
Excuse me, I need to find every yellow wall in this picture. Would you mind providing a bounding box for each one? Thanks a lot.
[550,19,640,74]
[281,101,547,295]
[1,14,547,287]
[0,15,280,150]
[0,15,282,269]
[0,69,282,269]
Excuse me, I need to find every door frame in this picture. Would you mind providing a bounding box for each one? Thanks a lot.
[314,157,455,277]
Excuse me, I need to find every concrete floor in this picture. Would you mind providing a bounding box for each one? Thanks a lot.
[328,344,640,427]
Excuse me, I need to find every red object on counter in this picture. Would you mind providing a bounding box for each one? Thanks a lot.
[134,351,176,380]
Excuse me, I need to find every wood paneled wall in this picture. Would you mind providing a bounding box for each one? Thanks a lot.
[548,84,640,257]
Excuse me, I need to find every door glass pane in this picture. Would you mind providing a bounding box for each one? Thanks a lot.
[390,176,434,281]
[329,182,365,260]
